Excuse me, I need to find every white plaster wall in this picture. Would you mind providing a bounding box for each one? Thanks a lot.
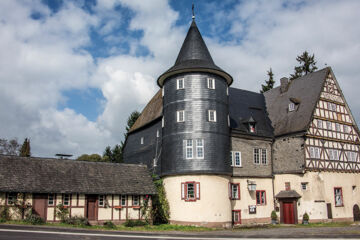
[47,207,55,221]
[231,178,274,221]
[0,193,5,205]
[274,172,360,221]
[71,194,77,206]
[128,208,140,219]
[78,194,85,206]
[163,175,232,225]
[98,208,112,220]
[71,208,85,217]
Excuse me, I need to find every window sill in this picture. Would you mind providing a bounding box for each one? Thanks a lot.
[335,205,344,207]
[231,166,242,168]
[114,206,122,209]
[132,206,140,209]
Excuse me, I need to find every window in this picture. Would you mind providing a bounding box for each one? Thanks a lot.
[162,86,164,97]
[208,110,216,122]
[256,191,266,205]
[132,195,139,206]
[344,125,349,133]
[249,123,256,133]
[317,120,323,128]
[230,151,242,167]
[196,139,204,159]
[162,117,164,128]
[186,140,193,159]
[140,137,144,145]
[7,193,17,205]
[309,147,321,159]
[177,78,184,89]
[285,182,291,191]
[63,194,70,206]
[261,149,267,164]
[232,210,241,224]
[229,183,240,200]
[177,110,185,122]
[347,151,357,162]
[228,115,230,127]
[328,102,337,111]
[254,148,267,164]
[181,182,200,201]
[334,188,343,206]
[301,183,308,190]
[48,194,55,206]
[254,149,260,164]
[327,121,332,130]
[329,149,339,160]
[156,130,160,138]
[207,78,215,89]
[335,123,341,132]
[288,102,295,112]
[99,195,105,207]
[121,195,127,206]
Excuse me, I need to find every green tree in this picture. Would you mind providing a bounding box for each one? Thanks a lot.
[0,138,20,155]
[76,154,103,162]
[125,111,141,133]
[290,51,318,80]
[19,138,31,157]
[102,144,122,163]
[260,68,275,93]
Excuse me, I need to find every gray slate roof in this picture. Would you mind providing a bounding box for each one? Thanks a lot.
[264,67,330,136]
[0,155,156,195]
[229,88,274,138]
[157,20,232,86]
[275,190,302,199]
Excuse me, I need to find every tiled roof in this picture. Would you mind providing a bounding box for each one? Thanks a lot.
[0,155,156,195]
[275,190,302,199]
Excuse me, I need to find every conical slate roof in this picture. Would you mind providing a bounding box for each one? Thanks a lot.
[157,20,233,86]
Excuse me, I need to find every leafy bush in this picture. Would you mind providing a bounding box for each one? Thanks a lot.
[24,210,45,225]
[271,210,278,220]
[0,206,11,222]
[303,212,309,221]
[124,219,148,227]
[103,221,116,229]
[56,203,69,222]
[151,175,170,225]
[64,216,89,226]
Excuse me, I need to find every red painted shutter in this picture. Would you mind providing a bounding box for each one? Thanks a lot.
[196,182,200,200]
[181,182,185,200]
[228,182,231,199]
[237,184,240,200]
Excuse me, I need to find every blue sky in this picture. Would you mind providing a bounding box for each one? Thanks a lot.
[0,0,360,157]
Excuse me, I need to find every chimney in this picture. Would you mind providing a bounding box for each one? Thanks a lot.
[280,77,289,93]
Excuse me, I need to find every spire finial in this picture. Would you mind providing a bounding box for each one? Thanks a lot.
[192,3,195,20]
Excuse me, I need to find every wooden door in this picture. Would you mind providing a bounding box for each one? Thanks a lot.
[353,204,360,221]
[33,194,47,220]
[327,203,333,219]
[86,195,97,221]
[283,202,295,224]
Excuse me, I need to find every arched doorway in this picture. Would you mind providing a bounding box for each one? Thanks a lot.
[353,204,360,221]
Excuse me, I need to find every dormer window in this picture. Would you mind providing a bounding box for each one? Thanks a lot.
[177,78,184,90]
[288,102,295,112]
[249,123,256,133]
[207,78,215,89]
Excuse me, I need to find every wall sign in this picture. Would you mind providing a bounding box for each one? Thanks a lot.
[249,205,256,214]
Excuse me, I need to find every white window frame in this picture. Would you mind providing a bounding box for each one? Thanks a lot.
[234,152,241,167]
[230,183,240,200]
[208,110,217,122]
[196,139,204,159]
[140,137,144,145]
[99,195,105,207]
[63,194,70,206]
[121,195,127,206]
[7,193,17,205]
[254,148,260,164]
[177,78,185,90]
[261,149,267,164]
[156,130,159,138]
[207,78,215,89]
[301,183,308,190]
[48,194,55,206]
[289,102,295,112]
[177,110,185,122]
[186,140,193,159]
[162,117,164,128]
[132,195,139,206]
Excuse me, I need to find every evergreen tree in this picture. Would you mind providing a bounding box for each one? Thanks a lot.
[125,111,141,133]
[260,68,275,93]
[19,138,31,157]
[290,51,318,80]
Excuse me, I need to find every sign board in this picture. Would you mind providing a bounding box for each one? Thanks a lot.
[249,205,256,214]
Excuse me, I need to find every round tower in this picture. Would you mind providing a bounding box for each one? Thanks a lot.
[157,19,233,227]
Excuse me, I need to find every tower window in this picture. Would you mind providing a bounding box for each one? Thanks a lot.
[230,151,242,167]
[229,183,240,200]
[181,182,200,201]
[156,130,160,138]
[140,137,144,145]
[196,139,204,159]
[177,110,185,122]
[208,110,217,122]
[207,78,215,89]
[177,78,184,90]
[186,140,193,159]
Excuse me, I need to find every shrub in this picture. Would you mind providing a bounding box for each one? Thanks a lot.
[56,203,69,222]
[0,206,11,222]
[271,210,278,220]
[24,210,45,225]
[64,216,89,226]
[303,212,309,221]
[151,175,170,225]
[103,221,116,229]
[124,219,148,227]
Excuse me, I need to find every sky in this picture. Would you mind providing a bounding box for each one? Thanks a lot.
[1,0,360,158]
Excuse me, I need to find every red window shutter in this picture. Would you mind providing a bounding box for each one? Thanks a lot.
[181,182,185,200]
[237,184,240,200]
[228,182,231,199]
[196,182,200,200]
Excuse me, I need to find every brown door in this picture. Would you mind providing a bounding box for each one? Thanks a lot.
[86,195,97,221]
[33,194,47,220]
[327,203,333,219]
[283,202,295,224]
[353,204,360,221]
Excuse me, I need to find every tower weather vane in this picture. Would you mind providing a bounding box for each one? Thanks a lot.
[192,3,195,19]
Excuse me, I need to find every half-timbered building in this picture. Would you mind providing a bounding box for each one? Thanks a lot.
[0,155,156,224]
[123,17,360,227]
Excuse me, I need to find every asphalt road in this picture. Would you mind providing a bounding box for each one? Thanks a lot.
[1,224,360,240]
